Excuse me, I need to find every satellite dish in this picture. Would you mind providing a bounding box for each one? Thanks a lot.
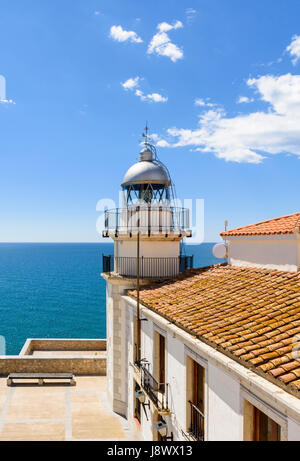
[213,243,227,259]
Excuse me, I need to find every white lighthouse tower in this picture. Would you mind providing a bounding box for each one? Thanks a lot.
[102,126,192,416]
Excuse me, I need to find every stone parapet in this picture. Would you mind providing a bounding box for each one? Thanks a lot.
[20,338,106,356]
[0,356,106,376]
[0,338,107,376]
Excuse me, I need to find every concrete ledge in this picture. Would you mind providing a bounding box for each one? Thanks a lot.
[20,338,106,356]
[0,356,106,376]
[0,338,107,376]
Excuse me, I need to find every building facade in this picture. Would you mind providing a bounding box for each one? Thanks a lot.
[102,133,300,441]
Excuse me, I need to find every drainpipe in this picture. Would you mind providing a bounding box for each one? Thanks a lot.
[137,206,141,363]
[294,226,300,271]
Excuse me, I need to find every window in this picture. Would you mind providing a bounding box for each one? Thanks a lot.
[192,360,204,413]
[158,334,165,392]
[186,356,205,441]
[154,331,166,393]
[244,400,281,441]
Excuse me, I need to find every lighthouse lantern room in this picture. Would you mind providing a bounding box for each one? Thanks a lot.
[102,126,192,279]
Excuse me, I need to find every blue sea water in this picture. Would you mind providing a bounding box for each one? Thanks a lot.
[0,242,225,355]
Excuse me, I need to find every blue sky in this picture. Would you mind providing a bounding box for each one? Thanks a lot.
[1,0,300,242]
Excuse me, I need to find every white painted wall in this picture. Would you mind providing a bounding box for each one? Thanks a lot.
[115,240,181,277]
[106,282,113,408]
[106,281,131,416]
[207,363,242,441]
[288,417,300,441]
[227,236,298,272]
[166,333,186,440]
[117,239,180,258]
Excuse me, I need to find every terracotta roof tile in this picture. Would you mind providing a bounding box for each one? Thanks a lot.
[221,212,300,237]
[128,264,300,398]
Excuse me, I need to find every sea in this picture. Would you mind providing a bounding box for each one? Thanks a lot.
[0,242,225,355]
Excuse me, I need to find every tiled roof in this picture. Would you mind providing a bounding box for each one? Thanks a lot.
[128,264,300,397]
[220,212,300,237]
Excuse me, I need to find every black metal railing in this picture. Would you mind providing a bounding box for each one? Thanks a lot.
[102,254,193,278]
[179,255,193,273]
[102,206,191,236]
[102,255,113,273]
[189,401,205,441]
[140,364,168,411]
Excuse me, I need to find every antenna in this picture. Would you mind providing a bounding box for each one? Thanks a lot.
[141,122,157,160]
[212,219,229,259]
[144,121,149,143]
[140,123,178,207]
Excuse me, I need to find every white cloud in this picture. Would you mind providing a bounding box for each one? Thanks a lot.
[286,35,300,65]
[185,8,197,23]
[0,98,15,105]
[157,73,300,163]
[157,20,183,33]
[156,139,170,147]
[186,8,196,15]
[121,77,167,103]
[149,133,170,147]
[147,20,183,62]
[247,73,300,115]
[237,96,254,104]
[135,89,168,103]
[121,76,140,90]
[195,98,215,107]
[109,25,143,43]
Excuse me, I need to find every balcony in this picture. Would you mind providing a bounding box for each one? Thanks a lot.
[139,363,169,412]
[188,401,205,441]
[102,254,193,279]
[102,206,192,237]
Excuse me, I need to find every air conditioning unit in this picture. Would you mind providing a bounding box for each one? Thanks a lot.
[135,390,146,404]
[154,421,167,437]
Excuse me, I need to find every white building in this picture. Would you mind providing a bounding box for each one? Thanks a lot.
[102,133,300,441]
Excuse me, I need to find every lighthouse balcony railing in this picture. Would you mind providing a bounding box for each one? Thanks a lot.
[102,206,191,236]
[102,255,193,279]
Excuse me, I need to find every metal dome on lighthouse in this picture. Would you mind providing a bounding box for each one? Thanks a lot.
[121,124,173,205]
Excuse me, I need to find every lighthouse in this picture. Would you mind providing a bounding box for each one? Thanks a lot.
[102,126,192,416]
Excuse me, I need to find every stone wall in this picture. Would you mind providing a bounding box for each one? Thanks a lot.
[0,338,107,376]
[20,338,106,356]
[0,356,106,376]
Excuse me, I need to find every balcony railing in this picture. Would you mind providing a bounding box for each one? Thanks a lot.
[188,401,205,441]
[102,206,191,237]
[102,254,193,279]
[140,363,168,411]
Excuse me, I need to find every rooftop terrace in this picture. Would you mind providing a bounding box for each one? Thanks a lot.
[0,375,134,441]
[0,338,137,441]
